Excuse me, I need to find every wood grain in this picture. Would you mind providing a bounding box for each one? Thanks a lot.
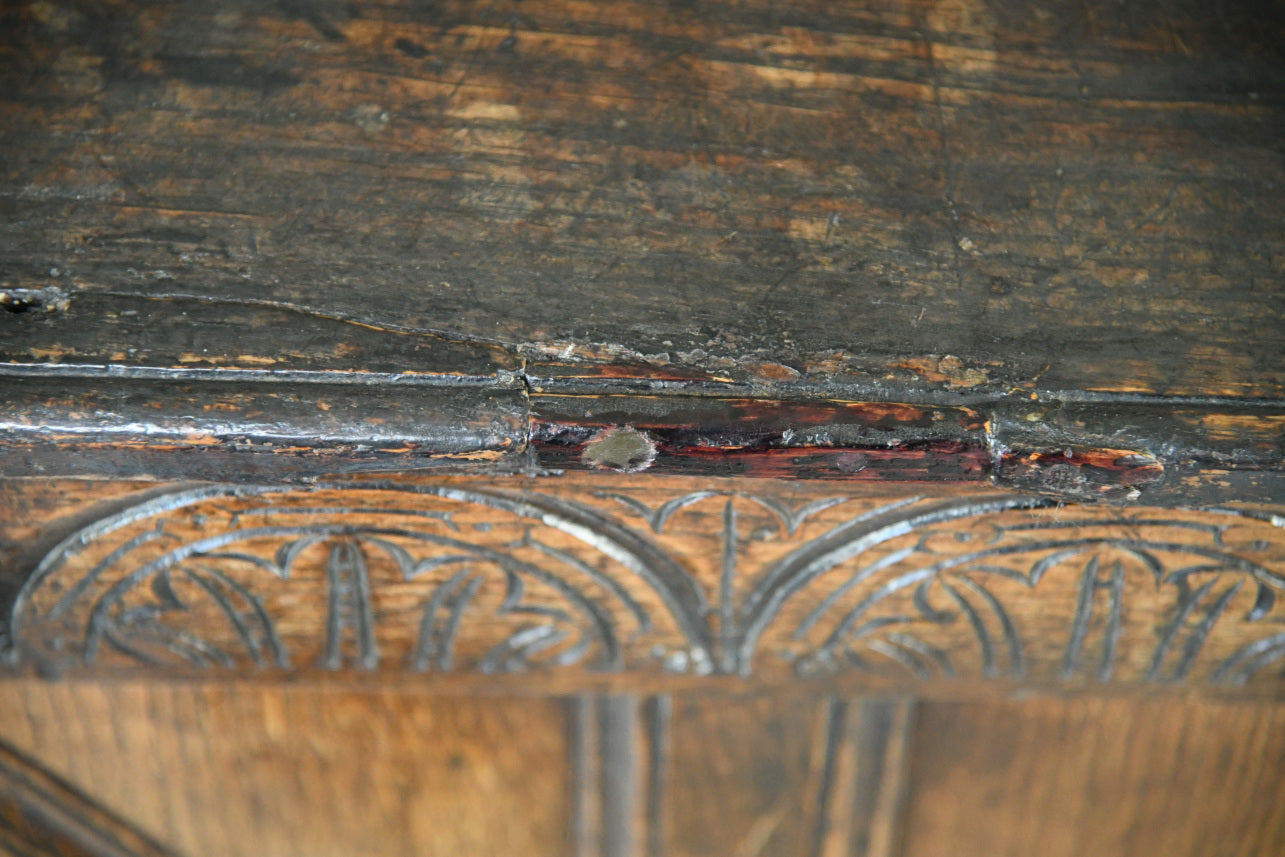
[0,681,918,857]
[0,681,573,857]
[0,736,178,857]
[1,0,1281,400]
[3,4,1283,855]
[2,681,1283,857]
[3,475,1285,696]
[662,694,826,857]
[901,697,1285,857]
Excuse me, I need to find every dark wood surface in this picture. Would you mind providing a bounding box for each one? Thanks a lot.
[2,0,1283,396]
[2,0,1283,492]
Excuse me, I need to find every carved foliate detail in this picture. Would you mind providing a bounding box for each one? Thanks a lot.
[7,482,1285,688]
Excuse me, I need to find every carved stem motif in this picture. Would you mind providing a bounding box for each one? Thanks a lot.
[6,482,1284,689]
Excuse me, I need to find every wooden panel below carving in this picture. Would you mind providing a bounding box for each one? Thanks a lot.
[900,697,1285,857]
[1,681,1283,857]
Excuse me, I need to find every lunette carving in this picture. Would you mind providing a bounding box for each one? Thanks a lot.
[6,482,1284,688]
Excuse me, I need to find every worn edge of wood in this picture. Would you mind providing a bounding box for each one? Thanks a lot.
[1,360,1282,504]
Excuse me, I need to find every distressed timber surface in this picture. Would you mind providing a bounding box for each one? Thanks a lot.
[0,0,1283,489]
[2,6,1285,854]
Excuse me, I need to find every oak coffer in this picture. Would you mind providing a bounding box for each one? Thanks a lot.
[1,0,1283,854]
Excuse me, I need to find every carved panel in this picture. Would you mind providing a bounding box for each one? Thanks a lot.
[6,479,1284,690]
